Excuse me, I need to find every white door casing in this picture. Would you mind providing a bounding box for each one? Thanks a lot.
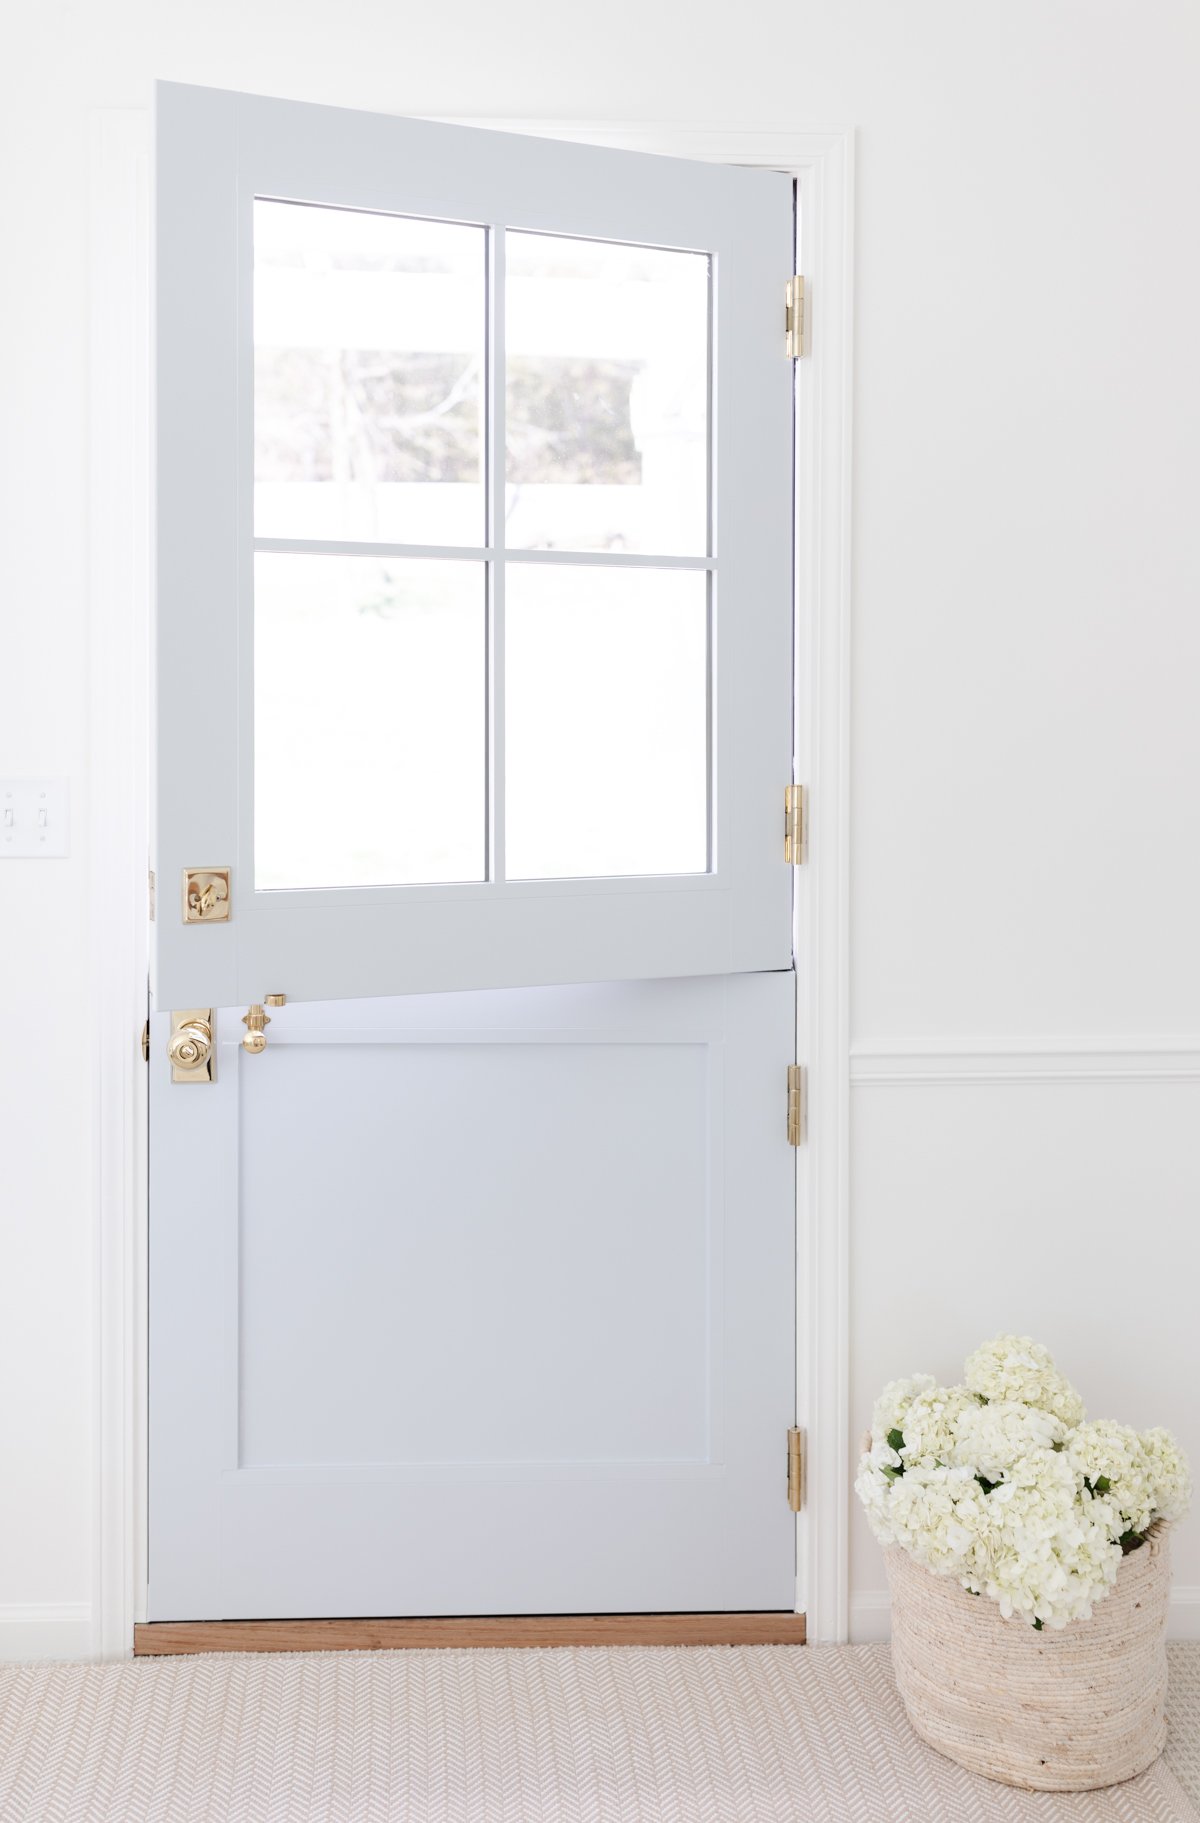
[154,83,794,1009]
[90,102,852,1654]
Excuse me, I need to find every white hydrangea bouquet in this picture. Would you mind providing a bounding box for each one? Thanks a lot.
[857,1334,1190,1632]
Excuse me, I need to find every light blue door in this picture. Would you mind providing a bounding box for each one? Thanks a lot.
[150,84,797,1620]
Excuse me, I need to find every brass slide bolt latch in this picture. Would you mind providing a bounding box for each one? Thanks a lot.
[242,994,287,1054]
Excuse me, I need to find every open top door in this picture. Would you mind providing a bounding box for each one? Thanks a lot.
[154,84,794,1007]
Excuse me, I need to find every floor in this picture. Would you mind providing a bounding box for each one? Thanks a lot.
[0,1642,1196,1822]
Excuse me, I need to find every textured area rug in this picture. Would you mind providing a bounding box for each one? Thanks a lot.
[0,1641,1196,1822]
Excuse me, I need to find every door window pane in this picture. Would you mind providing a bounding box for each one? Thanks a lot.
[505,234,709,557]
[505,566,708,880]
[255,555,485,888]
[254,201,485,544]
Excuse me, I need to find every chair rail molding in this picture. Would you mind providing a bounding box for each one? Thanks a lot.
[851,1037,1200,1086]
[88,111,855,1656]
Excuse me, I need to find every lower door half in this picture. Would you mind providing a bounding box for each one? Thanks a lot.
[148,970,796,1619]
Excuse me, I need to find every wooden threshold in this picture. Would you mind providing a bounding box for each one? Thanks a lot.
[133,1612,807,1656]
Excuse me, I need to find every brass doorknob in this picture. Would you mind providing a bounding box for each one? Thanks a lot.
[167,1018,213,1071]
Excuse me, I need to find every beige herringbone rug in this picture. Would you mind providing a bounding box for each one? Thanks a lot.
[0,1642,1196,1822]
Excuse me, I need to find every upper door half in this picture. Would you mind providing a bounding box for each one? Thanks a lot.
[154,84,795,1007]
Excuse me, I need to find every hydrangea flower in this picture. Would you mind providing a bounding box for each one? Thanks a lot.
[871,1374,936,1443]
[882,1463,987,1574]
[963,1334,1085,1426]
[899,1385,977,1467]
[953,1399,1067,1481]
[974,1458,1121,1627]
[1141,1427,1192,1522]
[1067,1421,1158,1535]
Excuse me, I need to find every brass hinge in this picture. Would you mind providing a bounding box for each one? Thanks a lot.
[787,1063,806,1146]
[785,275,807,358]
[784,783,807,864]
[787,1427,805,1512]
[140,1019,150,1063]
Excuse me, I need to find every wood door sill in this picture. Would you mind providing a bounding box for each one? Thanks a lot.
[133,1612,807,1655]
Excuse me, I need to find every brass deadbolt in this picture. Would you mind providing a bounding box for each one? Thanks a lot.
[181,868,231,923]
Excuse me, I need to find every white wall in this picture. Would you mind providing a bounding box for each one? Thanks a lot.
[2,0,1198,1655]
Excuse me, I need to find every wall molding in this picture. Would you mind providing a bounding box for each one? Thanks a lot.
[851,1038,1200,1087]
[848,1591,892,1644]
[1167,1587,1200,1642]
[851,1587,1200,1644]
[789,128,855,1649]
[89,107,151,1662]
[0,1604,94,1663]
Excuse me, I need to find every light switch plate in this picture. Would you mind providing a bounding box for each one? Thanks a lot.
[0,779,70,857]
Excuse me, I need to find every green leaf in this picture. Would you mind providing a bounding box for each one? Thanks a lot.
[1119,1530,1146,1555]
[881,1465,901,1482]
[976,1474,1000,1495]
[1095,1476,1111,1495]
[887,1429,905,1454]
[1032,1617,1044,1631]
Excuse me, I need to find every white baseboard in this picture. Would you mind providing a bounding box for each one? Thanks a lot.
[848,1591,892,1643]
[0,1603,94,1662]
[1169,1587,1200,1641]
[851,1587,1200,1644]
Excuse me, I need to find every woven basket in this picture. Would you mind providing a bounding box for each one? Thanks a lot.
[884,1521,1171,1790]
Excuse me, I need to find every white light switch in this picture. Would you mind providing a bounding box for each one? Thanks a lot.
[0,779,70,857]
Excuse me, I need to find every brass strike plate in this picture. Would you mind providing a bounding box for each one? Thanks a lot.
[169,1008,215,1084]
[182,867,231,923]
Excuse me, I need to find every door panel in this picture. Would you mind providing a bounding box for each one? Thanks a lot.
[148,972,796,1619]
[240,1042,712,1467]
[154,83,794,1008]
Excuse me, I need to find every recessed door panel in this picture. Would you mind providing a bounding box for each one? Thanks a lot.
[239,1040,713,1468]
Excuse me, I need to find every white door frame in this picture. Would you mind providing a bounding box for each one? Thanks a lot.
[88,107,854,1658]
